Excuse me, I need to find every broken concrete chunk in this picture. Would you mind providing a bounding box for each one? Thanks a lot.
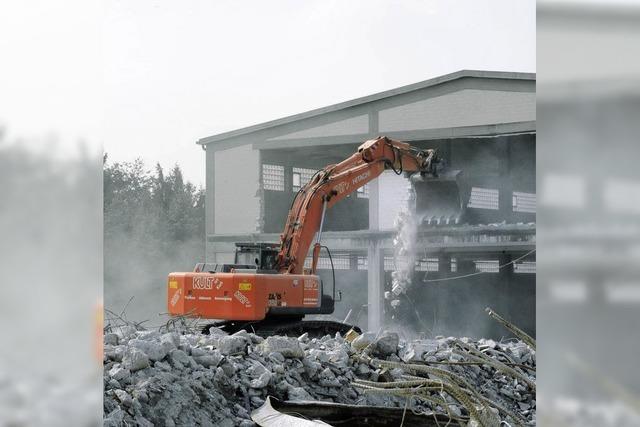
[351,332,375,351]
[134,415,154,427]
[160,332,180,347]
[191,347,206,357]
[232,329,251,340]
[169,348,192,368]
[401,340,439,362]
[250,372,272,389]
[108,365,129,382]
[136,330,161,341]
[194,352,223,368]
[373,332,399,356]
[104,333,119,346]
[287,385,313,401]
[103,409,125,427]
[318,367,341,387]
[129,338,168,362]
[355,363,370,376]
[247,361,272,387]
[154,361,171,371]
[216,419,234,427]
[114,389,132,407]
[117,325,137,340]
[268,351,286,364]
[260,336,304,358]
[207,326,228,336]
[122,347,150,372]
[218,335,248,355]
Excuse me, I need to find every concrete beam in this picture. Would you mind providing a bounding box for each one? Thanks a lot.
[206,225,536,254]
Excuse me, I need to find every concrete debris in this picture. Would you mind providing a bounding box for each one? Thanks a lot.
[287,386,313,401]
[373,331,399,356]
[121,347,150,372]
[217,335,248,355]
[350,332,375,351]
[259,336,304,358]
[104,326,536,426]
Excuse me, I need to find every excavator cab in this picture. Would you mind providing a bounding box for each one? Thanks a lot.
[192,243,279,274]
[234,243,279,272]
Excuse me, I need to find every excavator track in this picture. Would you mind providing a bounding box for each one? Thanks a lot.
[200,319,361,338]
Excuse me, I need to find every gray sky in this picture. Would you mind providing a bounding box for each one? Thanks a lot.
[2,0,535,186]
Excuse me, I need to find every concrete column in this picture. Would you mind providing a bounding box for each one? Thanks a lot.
[438,254,451,279]
[349,253,359,271]
[205,148,215,262]
[457,257,476,274]
[498,253,513,320]
[367,242,384,332]
[367,178,384,331]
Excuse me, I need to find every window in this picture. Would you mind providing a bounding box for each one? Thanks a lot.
[451,257,457,272]
[475,260,499,273]
[514,261,536,273]
[357,256,368,270]
[262,164,285,191]
[416,258,439,272]
[292,167,316,191]
[513,192,536,213]
[468,187,499,210]
[304,254,350,270]
[357,183,370,199]
[384,257,395,271]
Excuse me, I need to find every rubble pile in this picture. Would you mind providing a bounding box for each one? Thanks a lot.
[359,334,536,426]
[103,324,536,426]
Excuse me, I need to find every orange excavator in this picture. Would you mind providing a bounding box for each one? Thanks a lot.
[167,136,461,336]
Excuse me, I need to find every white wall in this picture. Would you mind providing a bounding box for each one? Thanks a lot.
[214,144,260,234]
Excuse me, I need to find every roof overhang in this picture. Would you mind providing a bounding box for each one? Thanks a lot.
[198,70,535,150]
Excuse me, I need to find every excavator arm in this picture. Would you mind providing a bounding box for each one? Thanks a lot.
[276,136,443,274]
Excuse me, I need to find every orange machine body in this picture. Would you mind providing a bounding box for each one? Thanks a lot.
[167,271,321,320]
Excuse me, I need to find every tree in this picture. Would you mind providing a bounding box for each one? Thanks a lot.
[103,156,205,321]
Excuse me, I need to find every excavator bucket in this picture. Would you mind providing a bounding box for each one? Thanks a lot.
[410,169,464,225]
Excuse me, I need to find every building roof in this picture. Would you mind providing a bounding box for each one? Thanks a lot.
[198,70,535,146]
